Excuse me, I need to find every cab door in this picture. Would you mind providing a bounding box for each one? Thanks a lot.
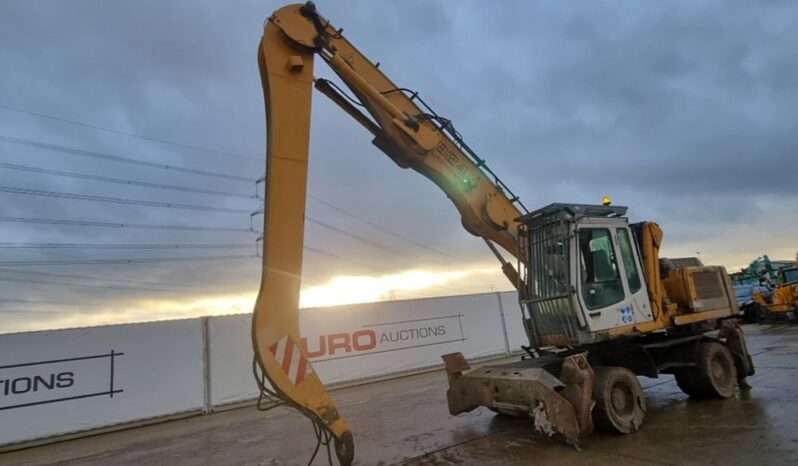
[615,226,653,325]
[575,222,653,331]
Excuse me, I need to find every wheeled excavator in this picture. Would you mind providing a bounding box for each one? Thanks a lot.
[252,3,755,465]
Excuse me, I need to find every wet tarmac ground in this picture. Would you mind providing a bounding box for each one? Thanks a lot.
[3,324,797,466]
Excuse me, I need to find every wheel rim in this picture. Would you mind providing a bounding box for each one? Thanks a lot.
[610,383,635,418]
[710,353,733,388]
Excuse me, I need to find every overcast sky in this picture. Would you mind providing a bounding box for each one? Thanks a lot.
[1,0,796,333]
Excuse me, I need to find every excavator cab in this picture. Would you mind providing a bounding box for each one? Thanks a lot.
[518,203,654,348]
[782,267,798,285]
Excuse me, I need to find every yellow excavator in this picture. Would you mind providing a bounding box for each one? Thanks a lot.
[252,3,754,464]
[751,264,798,322]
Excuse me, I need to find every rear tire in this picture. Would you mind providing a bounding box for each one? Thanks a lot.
[592,366,646,434]
[676,341,737,399]
[674,368,701,397]
[696,341,737,398]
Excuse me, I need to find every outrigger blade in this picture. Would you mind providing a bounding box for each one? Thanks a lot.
[442,352,594,446]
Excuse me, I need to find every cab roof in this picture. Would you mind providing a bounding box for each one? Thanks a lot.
[518,203,628,223]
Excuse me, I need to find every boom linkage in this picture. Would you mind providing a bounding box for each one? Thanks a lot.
[292,2,527,267]
[252,3,530,465]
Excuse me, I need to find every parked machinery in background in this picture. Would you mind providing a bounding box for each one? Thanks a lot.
[733,254,798,323]
[730,255,780,286]
[751,266,798,323]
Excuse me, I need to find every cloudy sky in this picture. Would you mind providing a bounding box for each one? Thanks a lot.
[1,0,796,333]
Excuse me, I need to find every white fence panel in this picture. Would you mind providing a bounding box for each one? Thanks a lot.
[207,314,258,406]
[0,319,204,446]
[1,292,521,446]
[208,293,509,406]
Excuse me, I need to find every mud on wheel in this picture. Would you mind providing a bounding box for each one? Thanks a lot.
[675,341,737,399]
[592,366,646,434]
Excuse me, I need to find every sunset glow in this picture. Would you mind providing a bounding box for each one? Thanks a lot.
[299,269,471,308]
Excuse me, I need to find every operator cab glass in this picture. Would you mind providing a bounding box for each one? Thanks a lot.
[782,268,798,284]
[616,228,642,293]
[578,228,624,309]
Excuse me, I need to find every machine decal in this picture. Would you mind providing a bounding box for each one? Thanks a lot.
[619,304,635,324]
[269,335,314,385]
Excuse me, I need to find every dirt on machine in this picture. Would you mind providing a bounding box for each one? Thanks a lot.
[250,3,755,464]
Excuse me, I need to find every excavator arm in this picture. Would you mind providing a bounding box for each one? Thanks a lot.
[253,3,527,464]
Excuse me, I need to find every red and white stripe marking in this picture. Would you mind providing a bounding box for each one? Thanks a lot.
[269,335,314,385]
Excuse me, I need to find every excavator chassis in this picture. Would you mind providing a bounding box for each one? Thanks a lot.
[443,320,754,446]
[442,352,594,445]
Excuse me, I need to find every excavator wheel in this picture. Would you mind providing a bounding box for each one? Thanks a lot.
[591,366,646,434]
[676,341,737,399]
[673,368,701,397]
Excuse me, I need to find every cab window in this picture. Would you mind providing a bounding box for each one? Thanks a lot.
[617,228,642,293]
[782,268,798,284]
[579,228,624,310]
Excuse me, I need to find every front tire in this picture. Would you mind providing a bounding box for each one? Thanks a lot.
[592,366,646,434]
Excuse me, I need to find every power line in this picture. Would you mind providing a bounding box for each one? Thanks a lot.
[262,200,476,294]
[304,245,383,274]
[0,185,253,213]
[0,268,203,290]
[251,209,446,267]
[255,184,459,262]
[0,216,252,232]
[306,217,446,267]
[0,309,70,314]
[0,255,257,266]
[0,242,254,250]
[0,103,261,163]
[0,161,256,199]
[308,194,459,261]
[0,135,255,182]
[0,275,185,293]
[1,107,468,272]
[0,298,106,307]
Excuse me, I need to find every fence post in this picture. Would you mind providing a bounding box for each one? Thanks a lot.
[201,317,213,413]
[495,292,511,355]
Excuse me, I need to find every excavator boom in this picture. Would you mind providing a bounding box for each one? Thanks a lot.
[252,3,355,464]
[253,3,528,465]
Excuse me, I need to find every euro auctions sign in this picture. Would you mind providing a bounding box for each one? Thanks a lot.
[0,351,123,412]
[295,293,510,383]
[300,314,465,362]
